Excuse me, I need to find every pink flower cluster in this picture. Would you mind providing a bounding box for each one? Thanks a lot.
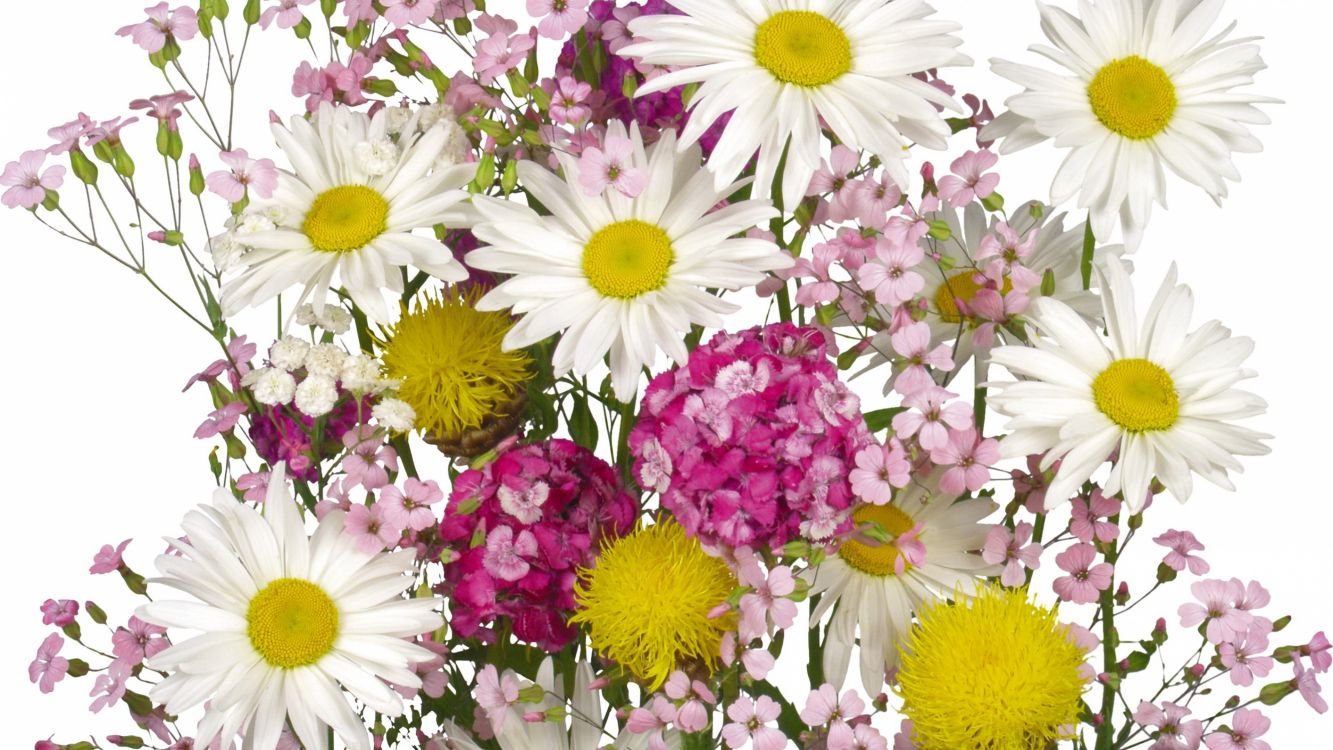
[630,323,875,552]
[439,439,637,651]
[627,671,720,750]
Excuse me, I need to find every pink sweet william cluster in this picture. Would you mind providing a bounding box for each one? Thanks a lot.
[630,323,874,552]
[438,438,637,651]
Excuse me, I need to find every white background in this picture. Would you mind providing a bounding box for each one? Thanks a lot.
[1,0,1330,746]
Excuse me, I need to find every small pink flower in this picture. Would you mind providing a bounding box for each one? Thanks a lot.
[737,556,797,641]
[676,699,709,733]
[46,114,95,155]
[1,150,65,209]
[344,504,403,554]
[578,135,646,198]
[852,171,904,227]
[183,335,256,391]
[892,385,972,452]
[936,149,999,206]
[858,237,925,307]
[1070,490,1120,544]
[528,0,588,38]
[474,21,535,85]
[799,684,865,743]
[1294,661,1328,714]
[382,0,439,26]
[28,634,69,694]
[549,76,592,124]
[1179,579,1252,645]
[1203,707,1270,750]
[380,478,444,531]
[1297,631,1332,673]
[982,522,1041,587]
[116,3,199,53]
[259,0,315,29]
[1132,701,1202,750]
[627,695,676,750]
[482,525,538,582]
[975,220,1039,292]
[341,428,399,491]
[849,442,909,505]
[892,719,920,750]
[1219,626,1273,688]
[129,91,194,132]
[722,695,785,750]
[235,471,271,502]
[1231,578,1270,615]
[475,665,520,733]
[193,401,247,439]
[88,659,133,713]
[1052,543,1114,605]
[90,539,131,574]
[889,322,953,394]
[496,479,550,524]
[40,599,79,627]
[111,616,171,665]
[206,148,278,202]
[929,427,998,495]
[1154,529,1210,575]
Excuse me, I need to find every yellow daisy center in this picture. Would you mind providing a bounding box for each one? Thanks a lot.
[934,272,1011,325]
[246,578,339,668]
[582,220,674,300]
[898,585,1088,750]
[570,519,735,689]
[303,185,389,252]
[753,10,852,88]
[1087,56,1177,140]
[1092,358,1179,433]
[839,503,918,577]
[382,287,533,439]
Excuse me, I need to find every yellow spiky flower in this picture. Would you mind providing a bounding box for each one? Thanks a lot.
[380,287,532,440]
[570,519,735,689]
[897,583,1089,750]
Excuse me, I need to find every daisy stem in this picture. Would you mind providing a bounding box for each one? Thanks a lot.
[1095,532,1122,750]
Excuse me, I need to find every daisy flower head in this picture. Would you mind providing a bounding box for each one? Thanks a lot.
[988,257,1269,511]
[983,0,1275,248]
[806,483,997,696]
[618,0,968,208]
[219,102,475,324]
[137,464,442,750]
[467,121,791,402]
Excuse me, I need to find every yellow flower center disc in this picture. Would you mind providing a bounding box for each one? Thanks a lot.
[246,577,339,668]
[839,503,918,577]
[753,10,853,88]
[303,184,389,252]
[1092,358,1179,433]
[582,220,675,300]
[934,272,1010,325]
[1087,56,1178,140]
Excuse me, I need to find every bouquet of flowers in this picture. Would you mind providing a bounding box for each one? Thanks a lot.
[9,0,1327,748]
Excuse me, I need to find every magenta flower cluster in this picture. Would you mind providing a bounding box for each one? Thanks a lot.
[630,323,874,552]
[439,439,637,652]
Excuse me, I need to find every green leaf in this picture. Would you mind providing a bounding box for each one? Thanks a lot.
[1080,219,1095,291]
[123,689,154,716]
[863,407,906,434]
[569,393,599,452]
[1125,651,1151,673]
[836,348,858,371]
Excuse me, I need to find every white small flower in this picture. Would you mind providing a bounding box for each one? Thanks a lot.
[261,204,289,225]
[245,367,297,406]
[234,213,276,236]
[417,103,448,131]
[384,105,414,135]
[304,343,347,378]
[321,307,353,334]
[340,354,384,393]
[295,374,339,417]
[208,232,244,272]
[434,120,470,168]
[269,336,311,372]
[353,138,401,177]
[373,397,415,432]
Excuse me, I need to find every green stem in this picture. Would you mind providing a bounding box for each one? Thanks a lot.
[1094,537,1122,750]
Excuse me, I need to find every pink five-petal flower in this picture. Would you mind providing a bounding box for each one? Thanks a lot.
[849,441,910,505]
[111,616,171,665]
[88,658,133,713]
[343,503,403,554]
[799,684,865,735]
[1132,701,1203,750]
[1298,631,1332,673]
[982,522,1041,587]
[380,478,444,531]
[259,0,315,29]
[738,562,798,641]
[475,665,520,733]
[129,91,193,132]
[1,150,65,209]
[1294,661,1329,714]
[890,322,953,394]
[206,148,278,202]
[382,0,440,26]
[116,3,198,53]
[549,76,592,124]
[936,149,1000,206]
[1203,707,1270,750]
[723,695,785,750]
[29,634,69,694]
[1069,490,1121,544]
[578,135,646,198]
[1052,543,1114,605]
[40,599,79,627]
[1179,579,1252,645]
[474,26,535,85]
[90,539,132,574]
[858,236,925,306]
[1219,627,1273,688]
[929,427,999,495]
[528,0,589,39]
[1154,529,1210,575]
[892,385,971,452]
[193,401,247,439]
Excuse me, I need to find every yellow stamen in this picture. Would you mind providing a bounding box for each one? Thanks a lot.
[1092,358,1179,433]
[303,185,389,252]
[582,220,674,300]
[753,11,852,88]
[839,503,918,577]
[1087,56,1177,140]
[246,578,339,668]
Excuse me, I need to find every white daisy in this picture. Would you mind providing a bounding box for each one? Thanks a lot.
[983,0,1275,248]
[618,0,968,208]
[467,122,791,402]
[806,484,997,696]
[988,258,1270,511]
[137,464,442,750]
[220,102,475,324]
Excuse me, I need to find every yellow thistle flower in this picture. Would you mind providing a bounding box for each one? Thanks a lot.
[897,584,1088,750]
[570,519,735,689]
[381,287,532,440]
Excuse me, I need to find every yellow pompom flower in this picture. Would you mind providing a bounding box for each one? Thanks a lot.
[897,584,1088,750]
[381,287,532,442]
[570,519,735,689]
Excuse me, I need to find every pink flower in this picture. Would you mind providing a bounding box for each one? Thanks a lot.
[852,171,904,227]
[183,335,256,391]
[1297,631,1332,673]
[474,20,535,85]
[85,117,139,149]
[475,665,520,732]
[1231,578,1270,615]
[1294,660,1328,714]
[28,634,69,694]
[1203,707,1270,750]
[737,555,797,641]
[46,114,95,155]
[892,385,972,452]
[1132,701,1202,750]
[1,150,65,209]
[722,695,785,750]
[116,3,198,53]
[341,428,399,491]
[206,148,278,202]
[578,135,646,198]
[800,684,865,747]
[975,220,1039,291]
[193,401,247,439]
[936,149,999,206]
[259,0,315,29]
[111,616,171,665]
[40,599,79,627]
[858,236,925,307]
[1052,543,1114,605]
[382,0,439,26]
[1154,529,1210,575]
[344,504,403,554]
[1219,626,1273,687]
[381,478,444,531]
[90,539,131,574]
[496,479,550,524]
[235,471,271,502]
[849,442,909,505]
[528,0,588,38]
[889,322,953,394]
[1179,579,1253,645]
[88,659,133,713]
[482,525,538,582]
[1070,490,1120,544]
[892,720,920,750]
[129,91,193,132]
[549,76,592,125]
[982,522,1041,587]
[929,427,999,495]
